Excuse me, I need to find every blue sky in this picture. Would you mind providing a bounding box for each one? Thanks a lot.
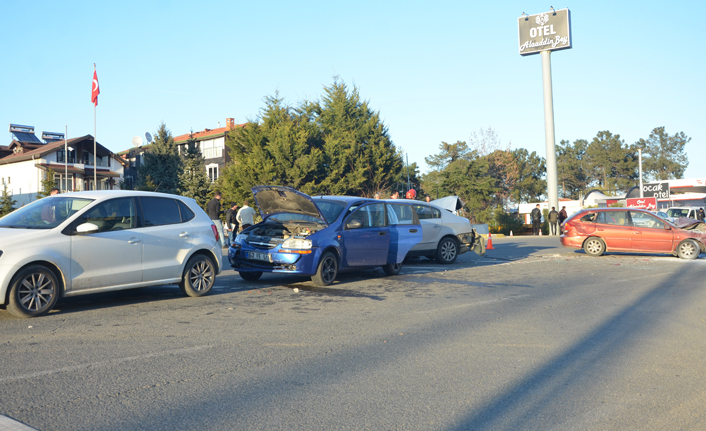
[2,0,704,180]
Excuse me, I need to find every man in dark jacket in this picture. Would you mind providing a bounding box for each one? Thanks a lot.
[558,206,568,234]
[207,192,226,247]
[531,204,542,235]
[548,206,559,236]
[225,202,240,244]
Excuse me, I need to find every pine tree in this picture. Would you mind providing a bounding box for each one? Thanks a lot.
[636,127,690,181]
[137,122,182,194]
[36,168,58,198]
[0,184,17,217]
[178,131,211,210]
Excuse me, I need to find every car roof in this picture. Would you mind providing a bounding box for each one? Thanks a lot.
[51,190,189,200]
[312,196,374,203]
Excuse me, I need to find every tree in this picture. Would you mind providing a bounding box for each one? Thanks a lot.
[439,153,498,224]
[586,131,637,191]
[137,122,182,194]
[36,168,57,198]
[315,79,403,197]
[636,127,690,181]
[178,131,211,209]
[0,184,17,217]
[511,148,546,203]
[557,139,590,199]
[424,141,473,170]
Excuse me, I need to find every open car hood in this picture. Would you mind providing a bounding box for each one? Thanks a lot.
[251,185,327,224]
[430,196,465,213]
[675,217,705,230]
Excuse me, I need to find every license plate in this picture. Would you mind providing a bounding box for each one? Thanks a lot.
[247,251,272,262]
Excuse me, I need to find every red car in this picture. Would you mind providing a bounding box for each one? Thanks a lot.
[560,208,706,259]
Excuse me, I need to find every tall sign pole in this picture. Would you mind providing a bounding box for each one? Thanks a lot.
[518,8,571,235]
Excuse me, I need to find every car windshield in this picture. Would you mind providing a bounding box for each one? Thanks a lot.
[666,208,691,218]
[0,197,93,229]
[315,199,346,224]
[268,212,324,224]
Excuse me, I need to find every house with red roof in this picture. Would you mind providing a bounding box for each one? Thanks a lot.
[0,124,126,206]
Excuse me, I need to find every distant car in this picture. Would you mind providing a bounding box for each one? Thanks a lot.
[0,191,223,318]
[560,208,706,259]
[397,199,485,263]
[229,186,423,285]
[665,207,701,221]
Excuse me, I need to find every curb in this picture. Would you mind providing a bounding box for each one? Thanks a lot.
[481,234,506,238]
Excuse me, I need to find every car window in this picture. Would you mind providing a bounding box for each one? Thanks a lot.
[140,197,182,227]
[413,204,440,220]
[666,208,690,218]
[580,212,596,222]
[315,199,346,224]
[346,203,385,228]
[596,211,629,226]
[630,211,665,229]
[387,204,417,225]
[178,201,196,222]
[80,198,137,233]
[0,197,92,230]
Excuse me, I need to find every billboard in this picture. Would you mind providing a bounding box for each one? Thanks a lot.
[627,197,657,210]
[642,182,670,200]
[518,9,572,56]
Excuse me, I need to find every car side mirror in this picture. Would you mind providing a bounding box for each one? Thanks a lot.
[664,224,671,230]
[346,220,363,230]
[76,222,99,235]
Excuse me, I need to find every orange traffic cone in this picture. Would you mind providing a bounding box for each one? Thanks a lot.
[486,232,495,250]
[539,229,542,236]
[509,230,513,237]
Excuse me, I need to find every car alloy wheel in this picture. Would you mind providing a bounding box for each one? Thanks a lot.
[313,252,338,286]
[676,239,699,260]
[383,262,403,276]
[583,237,605,257]
[436,238,458,264]
[8,265,60,318]
[181,255,216,297]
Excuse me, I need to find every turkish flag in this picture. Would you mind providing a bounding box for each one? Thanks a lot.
[91,69,100,106]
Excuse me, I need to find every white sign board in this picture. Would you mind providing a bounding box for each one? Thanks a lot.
[518,9,572,56]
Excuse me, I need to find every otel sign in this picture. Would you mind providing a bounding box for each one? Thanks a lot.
[518,9,572,56]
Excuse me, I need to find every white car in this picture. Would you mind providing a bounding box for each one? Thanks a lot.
[0,191,222,318]
[396,199,484,263]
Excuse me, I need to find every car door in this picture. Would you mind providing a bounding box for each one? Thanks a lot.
[70,197,143,291]
[340,203,389,267]
[139,196,194,282]
[595,210,632,250]
[386,203,423,264]
[411,204,442,252]
[629,211,673,252]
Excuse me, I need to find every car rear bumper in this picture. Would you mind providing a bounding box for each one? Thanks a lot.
[560,235,584,249]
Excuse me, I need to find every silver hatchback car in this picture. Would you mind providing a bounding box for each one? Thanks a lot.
[0,191,222,318]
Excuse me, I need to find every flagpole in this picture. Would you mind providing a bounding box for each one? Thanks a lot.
[93,64,97,190]
[64,125,68,192]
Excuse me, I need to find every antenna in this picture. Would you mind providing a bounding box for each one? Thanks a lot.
[132,136,143,147]
[145,132,153,143]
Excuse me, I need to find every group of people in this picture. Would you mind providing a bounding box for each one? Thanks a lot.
[207,192,258,248]
[531,204,568,236]
[373,190,432,202]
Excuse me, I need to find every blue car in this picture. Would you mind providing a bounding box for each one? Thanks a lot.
[228,186,423,286]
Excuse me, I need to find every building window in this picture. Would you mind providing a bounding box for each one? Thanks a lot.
[207,164,219,182]
[202,138,224,159]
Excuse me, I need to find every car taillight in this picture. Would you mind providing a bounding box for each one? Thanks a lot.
[211,224,220,242]
[563,221,575,233]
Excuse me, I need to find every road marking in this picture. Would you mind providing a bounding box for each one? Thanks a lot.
[0,415,38,430]
[0,345,211,384]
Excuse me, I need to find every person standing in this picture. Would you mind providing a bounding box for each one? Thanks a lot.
[425,195,431,203]
[237,200,257,231]
[373,193,380,199]
[531,204,542,236]
[50,188,59,196]
[225,202,239,245]
[548,206,559,236]
[698,208,705,221]
[390,191,399,199]
[558,206,568,234]
[207,192,226,247]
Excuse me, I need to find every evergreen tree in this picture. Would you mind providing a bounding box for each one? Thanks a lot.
[586,131,637,191]
[557,139,590,199]
[36,168,57,198]
[511,148,546,203]
[0,184,17,217]
[137,122,182,194]
[315,79,403,197]
[178,131,211,209]
[636,127,690,181]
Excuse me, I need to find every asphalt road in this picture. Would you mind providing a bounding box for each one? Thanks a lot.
[1,237,705,430]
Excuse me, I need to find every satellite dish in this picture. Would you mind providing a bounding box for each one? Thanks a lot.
[145,132,153,143]
[131,136,143,147]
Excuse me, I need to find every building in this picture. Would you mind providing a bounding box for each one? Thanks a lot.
[0,124,126,206]
[118,118,243,188]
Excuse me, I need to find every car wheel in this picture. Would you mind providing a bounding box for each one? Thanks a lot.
[583,237,606,257]
[436,237,459,264]
[7,265,60,318]
[239,271,263,281]
[676,239,700,260]
[312,252,338,286]
[181,255,216,297]
[383,262,403,276]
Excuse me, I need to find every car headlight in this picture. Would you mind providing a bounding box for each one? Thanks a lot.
[282,238,312,250]
[234,233,247,244]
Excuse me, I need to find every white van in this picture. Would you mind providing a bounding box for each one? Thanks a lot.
[666,207,702,220]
